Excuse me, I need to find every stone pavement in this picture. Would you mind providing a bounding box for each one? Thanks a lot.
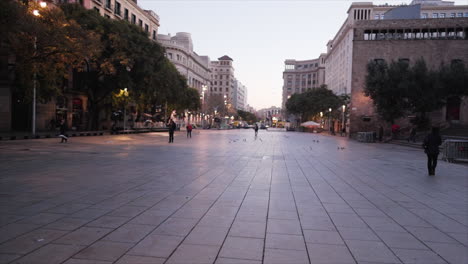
[0,130,467,264]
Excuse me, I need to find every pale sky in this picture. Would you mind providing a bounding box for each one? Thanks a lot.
[139,0,465,110]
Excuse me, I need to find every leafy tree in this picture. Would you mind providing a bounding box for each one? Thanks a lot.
[237,110,258,124]
[364,60,410,124]
[0,0,98,103]
[285,85,343,121]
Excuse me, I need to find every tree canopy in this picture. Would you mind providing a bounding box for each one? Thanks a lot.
[365,58,468,127]
[285,85,344,121]
[1,1,200,130]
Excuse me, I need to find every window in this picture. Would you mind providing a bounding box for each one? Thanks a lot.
[219,88,223,92]
[421,13,428,19]
[114,1,121,16]
[226,81,229,85]
[465,13,468,17]
[104,14,110,18]
[440,13,445,18]
[124,8,128,20]
[450,13,455,18]
[214,81,217,85]
[138,19,143,27]
[226,88,229,92]
[214,88,217,91]
[152,30,156,40]
[399,58,410,64]
[457,13,463,17]
[131,14,136,24]
[145,24,149,32]
[374,14,380,19]
[432,13,439,18]
[93,7,100,14]
[176,54,180,61]
[105,0,111,9]
[167,53,172,59]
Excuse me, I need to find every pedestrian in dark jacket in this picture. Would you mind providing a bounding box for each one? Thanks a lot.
[422,127,442,176]
[186,123,193,138]
[168,119,176,143]
[59,119,68,143]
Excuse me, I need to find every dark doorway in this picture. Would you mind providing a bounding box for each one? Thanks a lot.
[446,96,460,121]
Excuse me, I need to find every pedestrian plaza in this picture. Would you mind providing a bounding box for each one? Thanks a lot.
[0,130,467,264]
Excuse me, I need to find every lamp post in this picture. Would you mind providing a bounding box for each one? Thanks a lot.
[320,111,323,128]
[341,104,346,134]
[31,1,47,136]
[328,108,332,133]
[118,88,129,131]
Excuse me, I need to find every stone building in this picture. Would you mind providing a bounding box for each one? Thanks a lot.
[349,17,468,134]
[281,56,326,110]
[325,0,468,96]
[209,56,235,100]
[158,32,211,93]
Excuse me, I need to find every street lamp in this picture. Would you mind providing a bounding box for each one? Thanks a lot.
[320,111,323,128]
[31,1,47,136]
[328,108,332,133]
[342,104,346,134]
[118,88,129,130]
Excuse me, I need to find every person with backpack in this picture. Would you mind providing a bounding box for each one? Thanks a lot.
[422,127,442,176]
[186,123,193,138]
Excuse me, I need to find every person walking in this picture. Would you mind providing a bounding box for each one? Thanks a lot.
[378,125,384,142]
[422,127,442,176]
[168,119,176,143]
[254,124,259,137]
[408,127,417,143]
[59,119,68,143]
[186,123,193,138]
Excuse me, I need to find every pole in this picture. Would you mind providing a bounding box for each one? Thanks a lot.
[124,106,126,131]
[32,36,37,136]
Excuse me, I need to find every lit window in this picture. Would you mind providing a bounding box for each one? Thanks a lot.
[450,13,455,18]
[432,13,438,18]
[457,13,463,17]
[374,14,380,19]
[440,13,445,18]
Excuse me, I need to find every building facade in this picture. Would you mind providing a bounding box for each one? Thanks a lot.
[209,55,235,100]
[158,32,211,93]
[232,79,247,111]
[324,0,467,96]
[60,0,160,41]
[349,17,468,134]
[281,56,326,109]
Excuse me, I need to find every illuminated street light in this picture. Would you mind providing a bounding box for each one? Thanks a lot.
[39,1,47,8]
[33,10,40,16]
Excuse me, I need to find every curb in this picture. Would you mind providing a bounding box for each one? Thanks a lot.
[0,129,169,141]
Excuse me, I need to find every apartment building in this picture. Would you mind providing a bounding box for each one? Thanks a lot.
[281,55,326,109]
[209,56,235,100]
[158,32,211,93]
[232,79,247,111]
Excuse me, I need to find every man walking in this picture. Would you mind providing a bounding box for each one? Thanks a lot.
[254,123,259,137]
[168,119,176,143]
[422,127,442,176]
[186,123,193,138]
[59,119,68,143]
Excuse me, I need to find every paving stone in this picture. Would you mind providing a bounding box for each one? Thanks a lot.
[11,244,84,264]
[0,228,67,254]
[426,242,468,264]
[307,243,355,264]
[86,216,129,229]
[55,227,112,246]
[303,230,345,245]
[185,225,229,246]
[128,234,184,258]
[73,241,133,262]
[45,217,91,231]
[265,233,307,251]
[152,217,198,237]
[267,219,302,235]
[219,237,263,260]
[18,213,65,225]
[115,255,165,264]
[393,248,446,264]
[102,223,154,243]
[336,227,380,241]
[300,216,336,231]
[46,203,91,215]
[0,223,41,244]
[229,220,265,238]
[0,254,21,264]
[376,231,428,250]
[215,258,261,264]
[264,248,309,264]
[107,206,148,218]
[405,226,459,244]
[166,243,219,264]
[345,239,400,263]
[63,258,112,264]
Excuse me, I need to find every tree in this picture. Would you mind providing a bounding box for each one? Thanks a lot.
[0,0,99,103]
[364,60,409,124]
[237,110,258,124]
[285,85,343,121]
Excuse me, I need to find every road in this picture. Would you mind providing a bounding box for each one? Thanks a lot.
[0,130,467,264]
